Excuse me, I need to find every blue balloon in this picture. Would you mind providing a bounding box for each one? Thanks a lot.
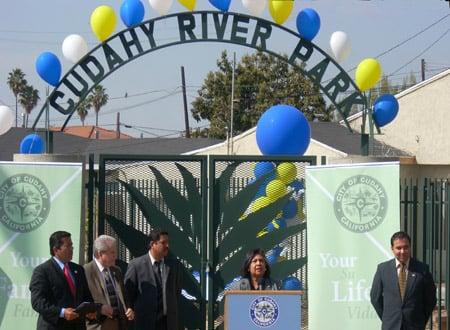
[282,276,302,290]
[254,161,275,179]
[277,218,287,229]
[296,8,321,41]
[208,0,231,12]
[256,104,311,156]
[35,52,61,87]
[282,200,298,219]
[254,182,268,199]
[20,134,45,154]
[266,253,277,265]
[120,0,145,28]
[290,179,304,192]
[372,94,399,127]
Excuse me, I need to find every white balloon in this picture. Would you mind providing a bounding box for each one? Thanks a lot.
[330,31,351,63]
[149,0,173,16]
[62,34,88,64]
[0,105,14,135]
[242,0,266,16]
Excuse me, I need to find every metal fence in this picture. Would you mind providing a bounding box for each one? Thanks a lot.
[401,178,449,330]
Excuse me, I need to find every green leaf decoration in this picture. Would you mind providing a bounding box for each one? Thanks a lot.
[148,165,193,237]
[105,214,149,257]
[174,163,202,242]
[217,193,292,260]
[271,257,307,280]
[118,179,200,269]
[220,172,275,233]
[217,162,239,206]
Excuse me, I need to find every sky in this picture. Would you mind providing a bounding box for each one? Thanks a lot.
[0,0,449,138]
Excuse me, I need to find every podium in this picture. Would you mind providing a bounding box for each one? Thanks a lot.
[224,290,302,330]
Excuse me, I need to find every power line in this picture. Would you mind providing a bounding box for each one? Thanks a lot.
[390,28,450,76]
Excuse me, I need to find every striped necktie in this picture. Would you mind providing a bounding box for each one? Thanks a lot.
[103,269,119,310]
[398,263,407,300]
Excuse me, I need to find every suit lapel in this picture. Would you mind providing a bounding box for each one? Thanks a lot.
[91,262,109,304]
[51,258,75,300]
[110,267,126,308]
[162,260,170,288]
[403,259,417,301]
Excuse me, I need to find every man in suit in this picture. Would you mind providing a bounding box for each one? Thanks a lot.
[370,231,437,330]
[124,229,182,330]
[84,235,134,330]
[30,231,96,330]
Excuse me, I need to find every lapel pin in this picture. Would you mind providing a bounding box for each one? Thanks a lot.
[412,274,416,277]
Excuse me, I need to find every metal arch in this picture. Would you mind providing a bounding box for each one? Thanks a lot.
[32,11,367,132]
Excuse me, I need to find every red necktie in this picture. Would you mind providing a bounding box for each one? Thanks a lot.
[63,263,76,297]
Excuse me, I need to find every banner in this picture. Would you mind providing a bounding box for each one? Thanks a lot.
[306,162,399,330]
[0,162,83,328]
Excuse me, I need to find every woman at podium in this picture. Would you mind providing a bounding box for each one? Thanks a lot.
[230,248,280,291]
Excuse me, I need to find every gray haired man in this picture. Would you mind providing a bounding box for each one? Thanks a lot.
[84,235,134,330]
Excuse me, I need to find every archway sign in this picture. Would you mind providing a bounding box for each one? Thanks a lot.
[32,11,367,132]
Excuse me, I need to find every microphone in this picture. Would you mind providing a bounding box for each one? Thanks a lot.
[257,278,265,291]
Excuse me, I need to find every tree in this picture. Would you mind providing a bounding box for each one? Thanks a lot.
[76,98,91,126]
[191,51,327,139]
[88,85,109,137]
[18,84,40,128]
[7,68,27,127]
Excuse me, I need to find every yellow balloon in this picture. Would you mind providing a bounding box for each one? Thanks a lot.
[90,6,117,42]
[266,179,287,201]
[269,0,294,25]
[276,162,297,184]
[178,0,196,11]
[251,196,271,213]
[355,58,382,92]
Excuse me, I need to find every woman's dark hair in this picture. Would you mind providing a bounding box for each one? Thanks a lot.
[240,248,271,278]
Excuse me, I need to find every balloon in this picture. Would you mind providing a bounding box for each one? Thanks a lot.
[269,0,294,25]
[90,6,117,42]
[120,0,145,27]
[372,94,399,127]
[178,0,196,11]
[266,179,287,201]
[254,161,275,179]
[149,0,173,15]
[330,31,351,63]
[209,0,231,12]
[282,276,302,290]
[355,58,382,92]
[251,196,271,213]
[296,8,320,41]
[276,162,297,184]
[0,106,14,135]
[242,0,266,16]
[290,179,304,192]
[282,199,298,219]
[256,104,311,156]
[62,35,88,64]
[35,52,61,87]
[20,134,45,154]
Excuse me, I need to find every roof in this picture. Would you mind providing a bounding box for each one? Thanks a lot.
[0,128,223,162]
[50,125,133,140]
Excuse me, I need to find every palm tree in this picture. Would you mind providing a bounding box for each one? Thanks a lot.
[7,68,27,127]
[76,98,92,126]
[18,84,40,128]
[89,85,109,138]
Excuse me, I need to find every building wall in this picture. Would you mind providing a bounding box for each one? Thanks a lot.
[348,70,450,164]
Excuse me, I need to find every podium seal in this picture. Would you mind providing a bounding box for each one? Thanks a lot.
[249,296,279,327]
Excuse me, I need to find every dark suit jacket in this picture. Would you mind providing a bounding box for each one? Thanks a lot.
[84,261,129,330]
[124,254,182,330]
[30,258,94,330]
[370,258,436,330]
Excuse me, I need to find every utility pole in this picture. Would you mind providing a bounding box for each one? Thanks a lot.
[230,52,236,154]
[116,112,120,139]
[421,59,426,81]
[181,66,191,138]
